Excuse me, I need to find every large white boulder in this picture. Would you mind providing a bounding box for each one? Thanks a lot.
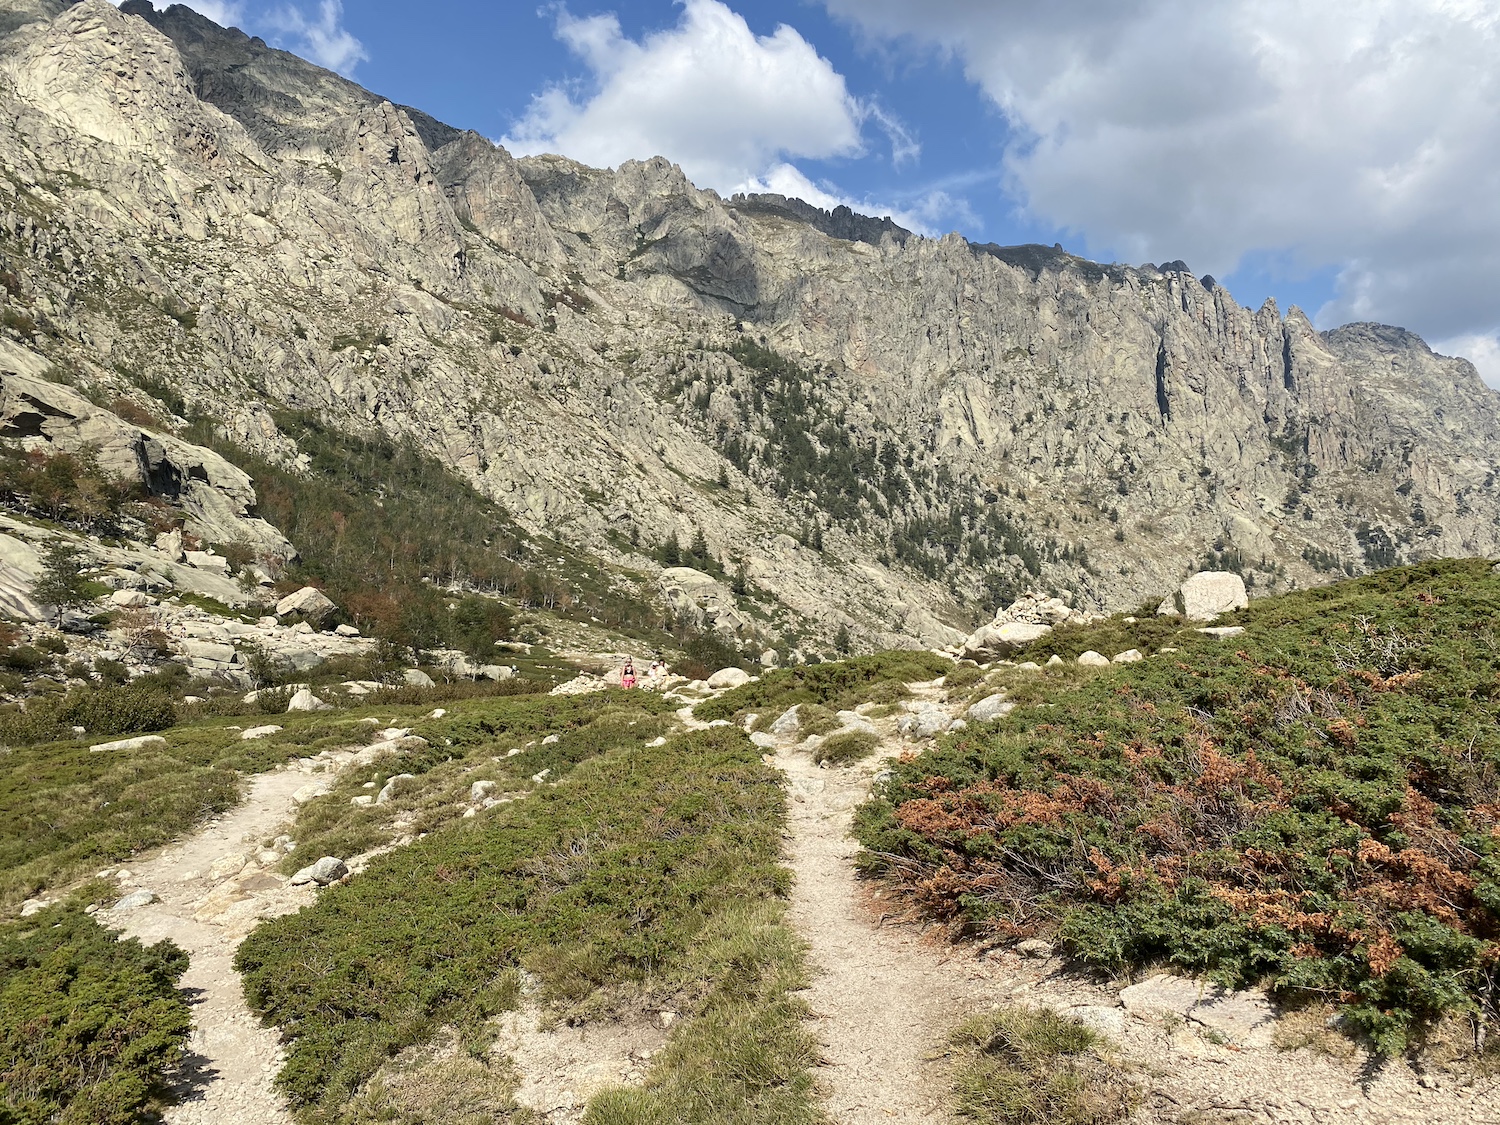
[285,688,332,712]
[1158,572,1248,621]
[276,586,337,621]
[706,667,752,690]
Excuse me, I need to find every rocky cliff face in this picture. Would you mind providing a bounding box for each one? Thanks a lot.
[0,0,1496,650]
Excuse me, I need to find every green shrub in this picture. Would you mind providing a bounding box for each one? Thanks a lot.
[236,726,802,1120]
[59,684,177,737]
[0,901,192,1125]
[812,729,879,765]
[858,560,1500,1053]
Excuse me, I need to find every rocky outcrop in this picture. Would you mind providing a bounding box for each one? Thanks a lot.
[1158,572,1249,621]
[957,591,1099,660]
[0,0,1495,653]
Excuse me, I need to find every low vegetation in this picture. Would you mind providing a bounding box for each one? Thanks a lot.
[0,898,192,1125]
[696,649,951,723]
[812,729,880,766]
[236,724,819,1124]
[948,1006,1135,1125]
[858,560,1500,1054]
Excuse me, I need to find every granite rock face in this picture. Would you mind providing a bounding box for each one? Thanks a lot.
[0,0,1496,650]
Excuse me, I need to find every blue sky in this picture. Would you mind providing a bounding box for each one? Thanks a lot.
[144,0,1500,386]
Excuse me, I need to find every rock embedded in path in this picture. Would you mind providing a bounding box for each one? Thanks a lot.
[1158,571,1249,621]
[90,734,168,753]
[769,705,802,737]
[898,704,954,740]
[1077,651,1110,667]
[749,732,778,749]
[112,889,159,912]
[706,666,752,690]
[289,856,348,886]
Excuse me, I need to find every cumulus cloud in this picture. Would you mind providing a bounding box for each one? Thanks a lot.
[504,0,862,189]
[264,0,367,76]
[824,0,1500,342]
[1432,332,1500,390]
[503,0,916,198]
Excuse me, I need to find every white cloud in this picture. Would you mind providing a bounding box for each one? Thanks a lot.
[824,0,1500,341]
[1432,332,1500,389]
[112,0,244,26]
[504,0,892,196]
[264,0,366,76]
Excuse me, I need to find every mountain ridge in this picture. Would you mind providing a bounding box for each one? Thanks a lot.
[0,0,1496,653]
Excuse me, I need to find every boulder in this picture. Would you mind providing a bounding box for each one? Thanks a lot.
[292,780,332,804]
[286,688,332,712]
[185,550,230,572]
[958,590,1101,659]
[658,566,750,636]
[706,667,752,690]
[769,705,802,737]
[111,889,158,912]
[1197,625,1246,638]
[1112,649,1144,664]
[1158,572,1248,621]
[470,780,498,804]
[108,588,152,607]
[209,854,249,881]
[749,732,778,749]
[289,856,348,886]
[403,668,435,688]
[898,704,954,740]
[334,624,361,637]
[967,693,1014,723]
[90,734,167,753]
[376,773,417,804]
[276,586,337,621]
[1077,651,1110,667]
[240,725,281,740]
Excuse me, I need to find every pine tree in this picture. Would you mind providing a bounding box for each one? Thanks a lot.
[660,532,681,567]
[33,540,92,623]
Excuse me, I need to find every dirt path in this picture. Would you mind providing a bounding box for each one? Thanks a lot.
[762,687,1500,1125]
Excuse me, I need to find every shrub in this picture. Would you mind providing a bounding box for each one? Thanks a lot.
[696,650,951,722]
[858,560,1500,1054]
[0,901,192,1125]
[812,729,879,765]
[59,684,177,737]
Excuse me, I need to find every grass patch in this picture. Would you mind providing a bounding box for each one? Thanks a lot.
[235,725,817,1124]
[812,729,880,766]
[0,897,192,1125]
[857,559,1500,1054]
[696,650,950,724]
[949,1006,1135,1125]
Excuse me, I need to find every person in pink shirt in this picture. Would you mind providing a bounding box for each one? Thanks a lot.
[621,658,636,689]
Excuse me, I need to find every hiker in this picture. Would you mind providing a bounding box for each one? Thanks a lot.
[621,658,636,689]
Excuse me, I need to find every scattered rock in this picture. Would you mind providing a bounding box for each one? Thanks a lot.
[749,731,778,749]
[470,780,498,803]
[1076,651,1110,667]
[1045,654,1064,667]
[541,733,561,745]
[376,774,417,804]
[897,704,955,740]
[966,693,1013,723]
[531,768,553,784]
[108,588,152,607]
[19,897,55,917]
[1197,625,1246,638]
[289,856,348,886]
[1158,571,1249,621]
[334,624,361,637]
[403,668,435,688]
[706,666,752,690]
[1015,938,1054,958]
[1112,649,1144,663]
[90,734,168,753]
[240,724,282,740]
[1016,661,1041,671]
[958,591,1100,659]
[209,854,248,880]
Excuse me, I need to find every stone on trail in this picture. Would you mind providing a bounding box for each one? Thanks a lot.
[112,889,158,912]
[289,856,348,886]
[769,705,802,737]
[967,693,1014,723]
[1077,651,1110,667]
[90,734,167,753]
[1158,571,1249,621]
[292,780,332,804]
[706,666,753,690]
[209,854,248,881]
[749,732,778,749]
[286,687,331,712]
[898,704,954,740]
